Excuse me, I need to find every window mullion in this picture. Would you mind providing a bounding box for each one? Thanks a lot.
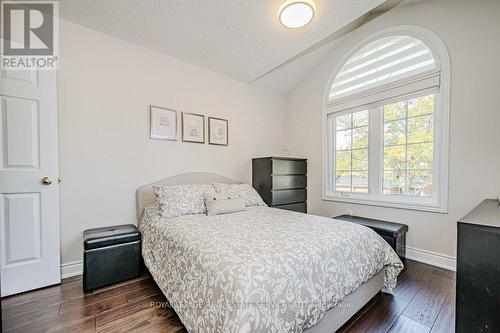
[404,101,409,195]
[328,116,333,192]
[368,106,382,195]
[350,113,354,192]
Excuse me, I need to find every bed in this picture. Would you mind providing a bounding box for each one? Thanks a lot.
[136,173,403,333]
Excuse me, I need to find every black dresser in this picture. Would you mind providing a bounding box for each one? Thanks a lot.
[252,157,307,213]
[456,199,500,333]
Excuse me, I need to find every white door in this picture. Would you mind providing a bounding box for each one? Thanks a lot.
[0,68,60,296]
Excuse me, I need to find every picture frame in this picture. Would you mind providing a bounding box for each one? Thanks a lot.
[208,117,228,146]
[182,112,205,143]
[150,106,177,141]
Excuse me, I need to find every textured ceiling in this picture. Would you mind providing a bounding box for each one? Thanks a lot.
[59,0,387,86]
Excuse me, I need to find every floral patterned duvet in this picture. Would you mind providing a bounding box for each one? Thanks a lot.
[140,205,403,333]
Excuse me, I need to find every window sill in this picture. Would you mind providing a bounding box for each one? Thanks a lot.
[322,193,448,214]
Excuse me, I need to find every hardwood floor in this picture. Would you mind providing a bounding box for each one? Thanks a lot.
[1,259,455,333]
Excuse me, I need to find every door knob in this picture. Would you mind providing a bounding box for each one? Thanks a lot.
[41,177,53,185]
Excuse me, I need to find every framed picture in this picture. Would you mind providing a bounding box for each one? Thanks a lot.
[150,106,177,141]
[182,112,205,143]
[208,117,228,146]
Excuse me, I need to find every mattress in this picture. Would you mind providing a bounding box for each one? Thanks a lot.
[140,205,403,333]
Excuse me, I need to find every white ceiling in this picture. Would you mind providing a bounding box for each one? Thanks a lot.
[60,0,390,93]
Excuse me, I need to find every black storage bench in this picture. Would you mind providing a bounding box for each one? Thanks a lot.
[334,215,408,260]
[83,224,141,291]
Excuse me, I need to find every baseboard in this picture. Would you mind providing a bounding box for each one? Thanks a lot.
[405,246,456,271]
[60,260,83,279]
[59,247,456,279]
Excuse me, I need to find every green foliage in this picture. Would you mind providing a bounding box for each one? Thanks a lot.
[336,150,351,171]
[353,126,368,149]
[333,95,434,196]
[352,149,368,170]
[334,110,369,192]
[383,95,435,196]
[384,100,406,121]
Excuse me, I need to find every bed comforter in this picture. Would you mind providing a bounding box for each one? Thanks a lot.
[140,205,403,333]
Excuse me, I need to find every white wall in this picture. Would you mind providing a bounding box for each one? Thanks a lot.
[58,20,286,270]
[284,0,500,269]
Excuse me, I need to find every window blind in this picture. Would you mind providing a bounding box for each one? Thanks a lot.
[330,35,437,102]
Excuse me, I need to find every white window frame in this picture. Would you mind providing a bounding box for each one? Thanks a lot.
[327,108,371,194]
[322,26,450,213]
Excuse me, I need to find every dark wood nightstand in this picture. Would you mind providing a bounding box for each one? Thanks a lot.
[334,215,408,260]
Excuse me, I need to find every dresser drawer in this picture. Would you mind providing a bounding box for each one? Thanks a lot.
[272,189,306,205]
[274,202,307,213]
[272,159,306,175]
[272,175,306,190]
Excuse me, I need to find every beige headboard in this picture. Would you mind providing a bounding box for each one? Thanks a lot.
[136,172,241,221]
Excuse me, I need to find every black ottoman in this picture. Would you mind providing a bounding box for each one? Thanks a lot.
[334,215,408,261]
[83,224,141,291]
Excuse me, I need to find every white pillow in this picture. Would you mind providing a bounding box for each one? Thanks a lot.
[212,183,267,207]
[204,192,246,216]
[153,184,215,218]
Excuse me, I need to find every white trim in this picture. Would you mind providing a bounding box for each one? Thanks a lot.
[327,71,440,113]
[325,90,446,213]
[406,246,456,271]
[322,195,447,213]
[324,25,447,105]
[322,25,451,213]
[60,261,83,279]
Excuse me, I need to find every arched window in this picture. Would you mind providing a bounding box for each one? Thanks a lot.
[323,26,450,212]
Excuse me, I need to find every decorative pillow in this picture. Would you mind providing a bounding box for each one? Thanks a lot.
[153,184,215,218]
[204,192,246,216]
[212,183,267,207]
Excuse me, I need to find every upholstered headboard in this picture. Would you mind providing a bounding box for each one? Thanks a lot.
[136,172,241,221]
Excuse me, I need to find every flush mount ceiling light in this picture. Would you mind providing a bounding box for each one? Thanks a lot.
[279,0,316,29]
